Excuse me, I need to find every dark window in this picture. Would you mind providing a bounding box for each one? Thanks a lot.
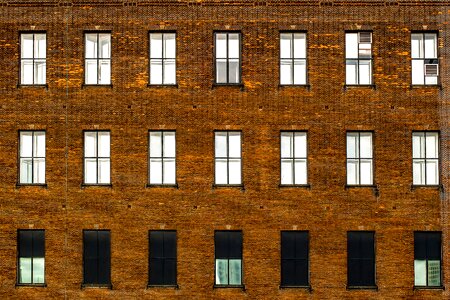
[347,231,375,287]
[215,231,243,286]
[214,32,241,84]
[281,231,309,287]
[83,230,111,286]
[414,232,442,287]
[149,231,177,286]
[18,230,45,284]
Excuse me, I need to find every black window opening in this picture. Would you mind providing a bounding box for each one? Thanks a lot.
[149,231,177,286]
[281,231,309,287]
[414,232,442,287]
[18,230,45,285]
[83,230,111,286]
[215,231,243,286]
[347,231,376,288]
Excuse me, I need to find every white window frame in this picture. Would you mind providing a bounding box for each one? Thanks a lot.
[280,131,308,185]
[346,131,374,185]
[280,32,307,85]
[149,32,176,85]
[214,131,242,185]
[83,131,111,185]
[19,131,46,185]
[20,32,46,85]
[345,32,373,85]
[412,131,439,186]
[411,32,438,85]
[149,131,176,185]
[214,32,241,84]
[84,32,111,85]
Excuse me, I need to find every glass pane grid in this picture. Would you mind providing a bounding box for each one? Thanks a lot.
[20,33,46,85]
[150,33,176,84]
[412,132,439,185]
[280,33,307,84]
[215,132,241,185]
[84,132,110,184]
[280,132,307,184]
[411,33,438,85]
[346,132,373,185]
[345,32,372,85]
[19,131,46,184]
[215,33,240,84]
[85,33,111,85]
[149,131,176,184]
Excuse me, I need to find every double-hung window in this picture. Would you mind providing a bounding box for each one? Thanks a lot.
[215,231,243,286]
[214,131,242,185]
[281,231,309,287]
[411,33,438,85]
[20,33,46,85]
[346,132,373,185]
[85,33,111,85]
[149,131,176,185]
[18,230,45,285]
[281,131,307,185]
[19,131,45,184]
[215,32,241,84]
[149,231,177,286]
[84,131,110,185]
[83,230,111,286]
[414,232,442,287]
[347,231,376,288]
[345,32,372,85]
[412,132,439,185]
[280,33,307,85]
[149,32,176,85]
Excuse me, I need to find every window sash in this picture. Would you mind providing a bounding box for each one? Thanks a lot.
[280,33,307,85]
[85,33,111,85]
[149,231,177,285]
[411,33,438,85]
[345,32,372,85]
[214,131,242,185]
[18,230,45,285]
[346,132,373,185]
[347,231,375,287]
[19,131,46,184]
[414,232,442,287]
[20,33,46,85]
[412,132,439,185]
[280,132,307,185]
[149,131,176,185]
[150,33,176,85]
[215,33,241,84]
[83,230,111,285]
[84,131,111,184]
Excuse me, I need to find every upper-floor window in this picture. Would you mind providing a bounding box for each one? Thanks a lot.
[215,131,241,185]
[347,132,373,185]
[281,131,307,185]
[149,32,176,85]
[345,32,372,85]
[84,131,110,185]
[20,33,46,85]
[281,231,309,287]
[411,33,438,85]
[215,32,241,84]
[215,231,243,286]
[19,131,45,184]
[149,230,177,286]
[347,231,376,288]
[414,231,442,287]
[83,230,111,286]
[280,33,307,85]
[413,132,439,185]
[149,131,176,185]
[85,33,111,85]
[18,230,45,285]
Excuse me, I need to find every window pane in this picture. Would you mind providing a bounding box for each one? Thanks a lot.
[97,132,110,157]
[346,60,358,84]
[293,60,306,85]
[280,33,292,58]
[358,43,371,58]
[216,59,227,83]
[347,160,358,184]
[412,60,425,85]
[228,59,240,83]
[215,259,228,284]
[360,159,373,185]
[215,34,227,59]
[281,159,293,185]
[345,33,358,58]
[215,159,228,184]
[34,34,46,58]
[98,60,111,84]
[228,34,240,59]
[426,160,438,185]
[424,34,437,58]
[19,258,32,284]
[84,132,97,157]
[163,159,176,184]
[33,158,45,184]
[20,132,33,157]
[229,259,242,285]
[413,160,425,185]
[34,132,45,157]
[98,159,110,184]
[150,60,163,84]
[294,132,307,158]
[228,132,241,157]
[163,132,176,157]
[280,60,293,84]
[293,33,306,58]
[428,260,441,286]
[85,34,98,58]
[425,133,438,158]
[150,33,163,58]
[21,60,34,84]
[228,159,241,184]
[164,259,177,285]
[34,60,46,84]
[359,133,372,158]
[215,132,227,157]
[359,60,371,84]
[163,59,176,84]
[98,34,111,59]
[150,159,162,184]
[20,158,33,184]
[33,258,45,284]
[281,260,296,286]
[425,75,438,85]
[150,132,162,157]
[21,34,34,58]
[84,158,97,184]
[294,159,307,185]
[411,34,424,58]
[281,132,293,158]
[412,133,425,158]
[85,60,98,84]
[149,258,164,285]
[346,133,358,158]
[164,34,176,58]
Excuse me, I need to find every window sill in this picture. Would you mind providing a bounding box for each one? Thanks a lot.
[213,184,245,191]
[213,284,245,290]
[81,283,112,289]
[212,83,244,90]
[279,184,311,189]
[147,84,178,88]
[279,285,311,291]
[278,84,310,90]
[81,84,113,89]
[410,84,442,89]
[411,184,442,190]
[81,183,112,189]
[345,184,377,189]
[16,283,47,288]
[17,84,48,89]
[147,284,179,289]
[16,183,48,189]
[413,285,444,290]
[347,285,378,290]
[146,183,178,189]
[344,84,376,90]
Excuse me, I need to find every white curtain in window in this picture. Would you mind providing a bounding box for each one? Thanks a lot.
[33,258,45,284]
[414,260,426,286]
[229,259,242,285]
[19,258,32,283]
[215,259,228,284]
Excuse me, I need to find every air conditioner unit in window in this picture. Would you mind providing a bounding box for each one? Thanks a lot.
[424,64,439,76]
[358,32,372,43]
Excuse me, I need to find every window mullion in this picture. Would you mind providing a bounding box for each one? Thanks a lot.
[161,34,165,84]
[292,133,295,184]
[424,133,427,184]
[161,133,164,184]
[291,34,294,84]
[226,34,229,83]
[31,233,34,283]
